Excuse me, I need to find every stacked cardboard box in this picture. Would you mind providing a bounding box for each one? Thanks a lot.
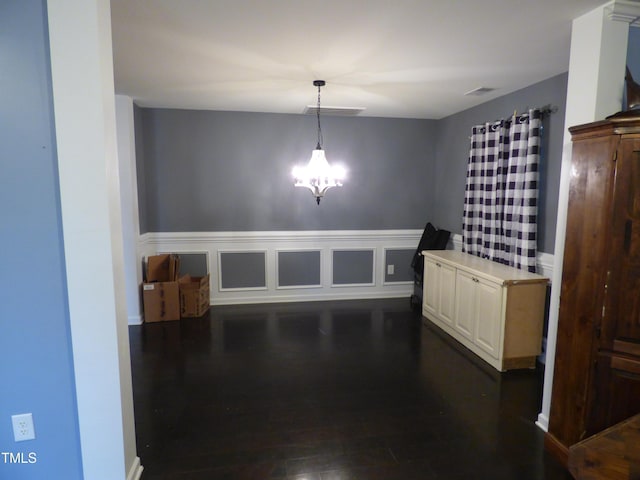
[142,254,181,323]
[142,254,211,322]
[179,274,210,318]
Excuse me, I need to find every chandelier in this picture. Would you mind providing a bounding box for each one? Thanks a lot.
[292,80,345,205]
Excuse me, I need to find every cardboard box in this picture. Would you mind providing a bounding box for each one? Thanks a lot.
[179,274,210,318]
[143,254,181,323]
[146,254,180,282]
[142,281,180,322]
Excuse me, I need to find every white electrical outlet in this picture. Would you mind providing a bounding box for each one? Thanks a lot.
[387,264,395,275]
[11,413,35,442]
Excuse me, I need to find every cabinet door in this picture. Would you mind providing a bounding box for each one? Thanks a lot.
[438,263,456,327]
[588,136,640,434]
[423,258,456,327]
[454,270,476,340]
[423,257,439,317]
[474,278,502,358]
[549,128,619,450]
[601,137,640,348]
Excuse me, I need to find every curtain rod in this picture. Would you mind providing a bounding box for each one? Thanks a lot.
[469,104,559,140]
[539,104,559,116]
[512,104,558,117]
[489,104,558,125]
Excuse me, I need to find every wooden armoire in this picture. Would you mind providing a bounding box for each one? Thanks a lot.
[547,115,640,465]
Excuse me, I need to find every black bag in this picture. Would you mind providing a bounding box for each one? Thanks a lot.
[411,223,450,275]
[410,223,451,310]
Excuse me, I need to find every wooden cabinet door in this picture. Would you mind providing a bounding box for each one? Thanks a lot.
[423,258,455,327]
[601,136,640,349]
[549,130,618,449]
[454,270,476,340]
[454,270,502,357]
[423,257,439,318]
[587,135,640,434]
[438,262,456,327]
[474,278,502,358]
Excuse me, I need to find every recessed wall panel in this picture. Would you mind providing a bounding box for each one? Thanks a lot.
[220,251,266,289]
[278,250,321,287]
[385,249,415,283]
[332,250,374,285]
[178,252,208,276]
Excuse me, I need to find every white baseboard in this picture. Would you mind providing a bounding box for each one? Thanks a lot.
[535,414,549,432]
[211,288,414,306]
[128,314,143,326]
[126,457,143,480]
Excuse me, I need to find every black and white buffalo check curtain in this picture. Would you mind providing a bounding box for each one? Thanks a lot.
[462,109,541,273]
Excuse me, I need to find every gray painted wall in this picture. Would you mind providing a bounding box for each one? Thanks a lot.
[178,253,208,277]
[628,27,640,109]
[630,27,640,72]
[137,110,436,233]
[333,250,374,285]
[432,73,569,254]
[136,74,570,256]
[278,251,321,287]
[385,249,415,282]
[134,105,149,234]
[220,252,266,289]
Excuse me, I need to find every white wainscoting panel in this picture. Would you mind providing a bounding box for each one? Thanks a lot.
[139,231,554,306]
[140,230,423,305]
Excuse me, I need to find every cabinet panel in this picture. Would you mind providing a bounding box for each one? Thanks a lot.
[423,258,439,318]
[474,278,502,358]
[439,263,456,327]
[602,140,640,349]
[454,271,476,340]
[423,257,455,328]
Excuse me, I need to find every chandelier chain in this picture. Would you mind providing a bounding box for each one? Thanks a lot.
[316,83,323,149]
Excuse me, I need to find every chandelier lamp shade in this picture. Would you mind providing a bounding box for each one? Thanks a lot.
[292,80,345,205]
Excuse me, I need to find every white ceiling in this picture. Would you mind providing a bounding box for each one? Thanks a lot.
[110,0,609,119]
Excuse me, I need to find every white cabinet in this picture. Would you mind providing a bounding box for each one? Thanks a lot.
[423,257,456,327]
[422,250,548,371]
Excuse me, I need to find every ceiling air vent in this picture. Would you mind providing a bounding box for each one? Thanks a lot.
[303,105,366,116]
[464,87,496,96]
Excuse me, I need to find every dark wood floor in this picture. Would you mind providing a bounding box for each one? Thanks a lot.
[129,298,572,480]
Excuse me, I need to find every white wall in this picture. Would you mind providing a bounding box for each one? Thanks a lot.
[116,96,143,325]
[47,0,142,479]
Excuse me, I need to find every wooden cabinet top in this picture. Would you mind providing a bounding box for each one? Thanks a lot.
[569,114,640,139]
[422,250,549,286]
